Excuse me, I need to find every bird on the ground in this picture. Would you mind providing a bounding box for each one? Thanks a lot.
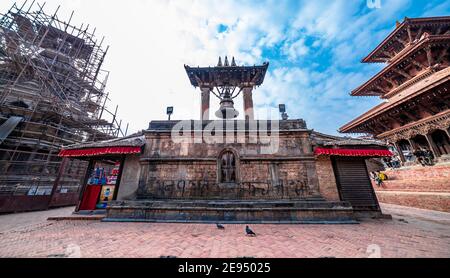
[245,225,256,236]
[216,223,225,230]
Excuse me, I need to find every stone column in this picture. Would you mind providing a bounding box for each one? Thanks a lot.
[242,87,254,121]
[200,87,210,121]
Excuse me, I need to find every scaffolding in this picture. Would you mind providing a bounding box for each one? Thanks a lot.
[0,1,127,206]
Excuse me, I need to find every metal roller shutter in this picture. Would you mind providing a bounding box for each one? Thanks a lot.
[332,157,380,211]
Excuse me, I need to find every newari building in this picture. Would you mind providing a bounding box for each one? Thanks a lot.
[340,17,450,212]
[59,58,393,223]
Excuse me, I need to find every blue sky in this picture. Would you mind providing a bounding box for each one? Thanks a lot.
[1,0,450,135]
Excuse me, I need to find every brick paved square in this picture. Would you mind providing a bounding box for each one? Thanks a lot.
[0,203,449,258]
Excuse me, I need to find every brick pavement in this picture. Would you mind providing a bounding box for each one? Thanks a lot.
[0,204,449,258]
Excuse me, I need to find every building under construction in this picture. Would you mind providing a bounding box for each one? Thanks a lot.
[0,1,126,213]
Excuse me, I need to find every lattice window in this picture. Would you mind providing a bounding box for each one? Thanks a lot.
[219,151,236,183]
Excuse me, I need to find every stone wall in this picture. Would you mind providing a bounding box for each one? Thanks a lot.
[136,129,322,200]
[137,160,317,200]
[116,155,141,200]
[316,157,340,201]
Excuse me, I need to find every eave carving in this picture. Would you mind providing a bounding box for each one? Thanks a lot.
[380,110,450,141]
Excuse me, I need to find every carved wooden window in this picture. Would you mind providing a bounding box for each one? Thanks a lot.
[220,151,236,183]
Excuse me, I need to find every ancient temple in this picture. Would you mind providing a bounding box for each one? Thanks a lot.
[339,17,450,212]
[340,16,450,164]
[59,57,393,223]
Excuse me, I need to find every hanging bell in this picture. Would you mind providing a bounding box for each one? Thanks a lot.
[215,98,239,119]
[215,88,239,119]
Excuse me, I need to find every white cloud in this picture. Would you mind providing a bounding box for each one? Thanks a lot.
[282,38,308,61]
[1,0,438,136]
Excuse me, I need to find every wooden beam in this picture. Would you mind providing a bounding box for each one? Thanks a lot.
[415,26,424,41]
[435,47,449,65]
[426,47,434,67]
[416,102,437,115]
[407,26,413,43]
[401,109,420,121]
[382,76,398,89]
[410,59,426,70]
[396,36,409,48]
[392,67,412,79]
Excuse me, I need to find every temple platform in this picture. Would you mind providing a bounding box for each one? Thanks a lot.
[375,163,450,212]
[103,199,358,224]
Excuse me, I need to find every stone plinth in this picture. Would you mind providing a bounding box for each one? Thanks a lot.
[104,199,357,224]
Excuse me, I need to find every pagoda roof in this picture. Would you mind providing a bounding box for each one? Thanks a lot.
[362,16,450,63]
[340,67,450,133]
[352,35,450,97]
[184,62,269,88]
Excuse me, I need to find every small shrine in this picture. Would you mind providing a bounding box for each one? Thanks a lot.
[60,57,392,223]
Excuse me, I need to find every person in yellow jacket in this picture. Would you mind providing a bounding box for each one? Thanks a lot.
[376,171,387,187]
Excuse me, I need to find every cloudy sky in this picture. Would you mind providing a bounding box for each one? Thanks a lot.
[1,0,450,135]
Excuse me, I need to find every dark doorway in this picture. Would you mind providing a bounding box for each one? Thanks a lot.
[411,134,430,150]
[332,157,380,212]
[431,130,450,156]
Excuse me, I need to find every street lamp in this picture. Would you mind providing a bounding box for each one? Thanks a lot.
[279,104,289,120]
[167,106,173,121]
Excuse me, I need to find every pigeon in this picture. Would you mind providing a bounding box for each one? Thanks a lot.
[245,225,256,236]
[216,223,225,230]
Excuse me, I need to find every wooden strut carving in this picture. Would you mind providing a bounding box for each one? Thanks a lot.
[385,112,450,142]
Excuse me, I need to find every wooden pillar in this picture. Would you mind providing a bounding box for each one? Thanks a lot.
[425,133,440,158]
[242,87,254,121]
[444,128,450,139]
[112,155,126,201]
[75,158,94,212]
[393,141,406,163]
[200,87,210,121]
[407,138,416,150]
[48,156,69,209]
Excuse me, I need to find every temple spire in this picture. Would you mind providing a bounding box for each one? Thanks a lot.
[231,57,236,66]
[217,56,223,67]
[224,56,229,66]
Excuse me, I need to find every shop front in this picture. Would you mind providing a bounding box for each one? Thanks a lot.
[58,136,145,213]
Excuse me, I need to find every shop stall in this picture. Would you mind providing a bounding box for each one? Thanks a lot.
[58,135,145,213]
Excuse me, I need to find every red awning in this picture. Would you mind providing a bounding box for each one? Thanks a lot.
[314,148,393,157]
[58,146,141,157]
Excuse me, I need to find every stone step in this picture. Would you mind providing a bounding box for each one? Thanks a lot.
[376,191,450,212]
[384,165,450,180]
[105,199,359,224]
[375,178,450,192]
[114,199,347,209]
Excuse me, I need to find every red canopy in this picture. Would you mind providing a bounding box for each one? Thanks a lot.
[58,146,141,157]
[314,147,393,157]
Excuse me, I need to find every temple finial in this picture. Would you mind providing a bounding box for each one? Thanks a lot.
[217,57,223,67]
[231,57,236,66]
[224,56,229,67]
